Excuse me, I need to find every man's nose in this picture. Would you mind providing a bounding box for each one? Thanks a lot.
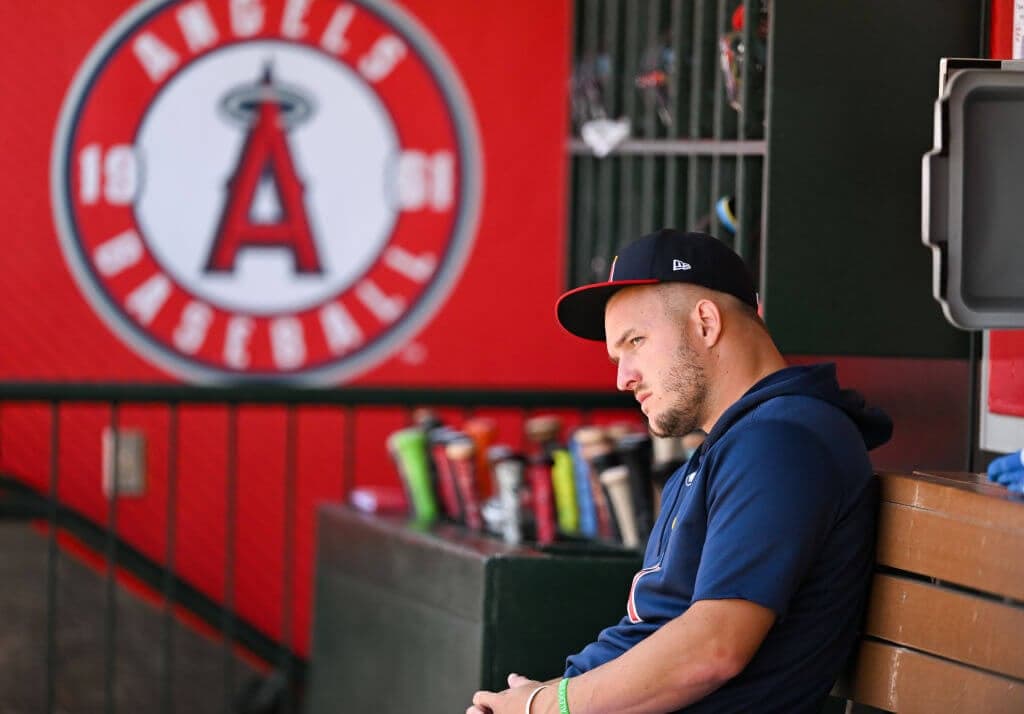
[616,360,637,392]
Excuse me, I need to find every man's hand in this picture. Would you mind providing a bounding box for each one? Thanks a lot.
[467,673,546,714]
[467,598,774,713]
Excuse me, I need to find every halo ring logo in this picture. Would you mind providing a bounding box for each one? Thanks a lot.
[52,0,481,383]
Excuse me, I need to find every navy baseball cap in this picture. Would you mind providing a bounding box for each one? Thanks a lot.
[556,229,758,341]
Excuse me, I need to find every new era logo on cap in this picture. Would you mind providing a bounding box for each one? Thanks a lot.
[673,259,691,271]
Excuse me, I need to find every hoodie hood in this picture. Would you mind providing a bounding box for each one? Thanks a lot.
[701,363,893,454]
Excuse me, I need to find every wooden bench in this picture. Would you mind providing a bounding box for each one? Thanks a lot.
[835,470,1024,713]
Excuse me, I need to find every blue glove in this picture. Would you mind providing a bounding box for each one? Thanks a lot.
[987,449,1024,487]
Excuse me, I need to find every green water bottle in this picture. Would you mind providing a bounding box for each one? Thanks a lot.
[551,448,579,535]
[387,427,439,524]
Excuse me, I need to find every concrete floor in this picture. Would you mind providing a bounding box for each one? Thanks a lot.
[0,523,261,714]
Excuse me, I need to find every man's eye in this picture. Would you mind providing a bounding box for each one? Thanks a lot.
[630,336,644,347]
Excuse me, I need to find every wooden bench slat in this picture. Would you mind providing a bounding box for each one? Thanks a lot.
[866,574,1024,680]
[878,471,1024,532]
[850,641,1024,714]
[876,502,1024,601]
[844,473,1024,711]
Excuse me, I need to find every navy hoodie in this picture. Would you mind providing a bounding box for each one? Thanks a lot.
[564,364,893,713]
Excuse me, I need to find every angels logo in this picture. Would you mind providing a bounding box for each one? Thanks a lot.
[52,0,481,382]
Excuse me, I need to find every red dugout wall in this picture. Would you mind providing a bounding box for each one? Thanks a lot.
[0,0,632,658]
[3,0,616,388]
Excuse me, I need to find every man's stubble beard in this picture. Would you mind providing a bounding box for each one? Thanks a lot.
[649,336,708,438]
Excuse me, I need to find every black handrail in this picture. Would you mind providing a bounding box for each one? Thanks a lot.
[0,476,306,681]
[0,382,634,409]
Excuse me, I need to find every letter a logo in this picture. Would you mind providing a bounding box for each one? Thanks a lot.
[206,67,321,274]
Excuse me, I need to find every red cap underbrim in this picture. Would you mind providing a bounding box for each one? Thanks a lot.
[555,279,660,341]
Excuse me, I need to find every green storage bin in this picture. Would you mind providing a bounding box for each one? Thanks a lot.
[306,506,641,714]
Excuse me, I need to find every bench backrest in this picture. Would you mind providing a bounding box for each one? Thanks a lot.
[840,470,1024,713]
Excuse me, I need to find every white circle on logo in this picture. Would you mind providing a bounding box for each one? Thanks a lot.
[134,41,398,315]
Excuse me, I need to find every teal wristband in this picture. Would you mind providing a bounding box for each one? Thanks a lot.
[558,677,570,714]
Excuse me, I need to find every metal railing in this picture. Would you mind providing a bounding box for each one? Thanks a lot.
[0,382,634,714]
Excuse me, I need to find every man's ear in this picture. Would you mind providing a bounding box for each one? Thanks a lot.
[693,299,723,348]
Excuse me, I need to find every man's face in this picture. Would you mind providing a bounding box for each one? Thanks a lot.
[605,286,708,438]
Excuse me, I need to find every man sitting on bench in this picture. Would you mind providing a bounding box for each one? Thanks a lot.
[469,230,892,714]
